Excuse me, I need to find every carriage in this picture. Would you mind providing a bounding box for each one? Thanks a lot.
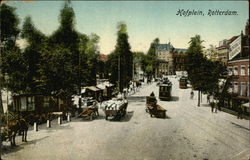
[146,94,166,118]
[102,94,128,120]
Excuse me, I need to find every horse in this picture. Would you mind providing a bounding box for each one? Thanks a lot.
[6,118,29,146]
[1,113,29,147]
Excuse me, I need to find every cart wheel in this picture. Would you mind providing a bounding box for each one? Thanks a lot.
[105,115,108,120]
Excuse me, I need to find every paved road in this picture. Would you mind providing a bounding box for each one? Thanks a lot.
[2,76,250,160]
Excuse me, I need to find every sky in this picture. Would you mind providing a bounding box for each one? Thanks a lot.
[5,0,249,55]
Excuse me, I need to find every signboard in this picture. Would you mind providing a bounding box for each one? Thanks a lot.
[229,36,241,60]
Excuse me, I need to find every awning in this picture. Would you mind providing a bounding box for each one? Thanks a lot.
[97,84,106,90]
[85,86,102,92]
[243,102,250,108]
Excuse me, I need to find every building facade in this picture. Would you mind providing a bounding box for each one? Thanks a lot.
[223,20,250,111]
[133,57,144,81]
[172,48,187,73]
[155,43,177,77]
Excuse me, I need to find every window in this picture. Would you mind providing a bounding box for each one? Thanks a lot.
[241,65,246,76]
[240,82,246,96]
[227,82,233,93]
[27,96,35,111]
[234,82,238,93]
[233,66,238,75]
[20,97,27,111]
[248,65,249,75]
[248,83,250,97]
[228,67,233,76]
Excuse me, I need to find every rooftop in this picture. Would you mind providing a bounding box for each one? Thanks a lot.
[156,43,174,51]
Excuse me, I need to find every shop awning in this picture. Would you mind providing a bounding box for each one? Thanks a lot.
[243,102,250,108]
[85,86,102,92]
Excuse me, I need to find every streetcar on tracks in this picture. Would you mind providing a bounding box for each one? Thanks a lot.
[179,76,188,89]
[159,80,172,101]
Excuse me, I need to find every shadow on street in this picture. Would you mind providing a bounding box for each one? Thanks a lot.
[2,136,49,155]
[171,96,179,101]
[127,96,146,102]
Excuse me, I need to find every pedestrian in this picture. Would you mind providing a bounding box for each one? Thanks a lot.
[210,101,215,113]
[214,100,218,113]
[190,90,194,99]
[237,102,244,119]
[207,94,210,103]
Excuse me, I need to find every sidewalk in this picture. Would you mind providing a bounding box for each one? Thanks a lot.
[197,99,250,131]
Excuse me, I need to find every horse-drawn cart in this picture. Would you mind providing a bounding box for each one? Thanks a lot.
[102,94,128,120]
[146,93,166,118]
[78,99,99,120]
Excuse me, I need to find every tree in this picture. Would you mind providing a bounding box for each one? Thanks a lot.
[0,3,20,48]
[0,4,20,158]
[84,34,100,86]
[145,38,160,78]
[20,16,47,93]
[185,35,206,106]
[0,3,20,116]
[186,35,226,106]
[108,23,133,92]
[45,1,80,100]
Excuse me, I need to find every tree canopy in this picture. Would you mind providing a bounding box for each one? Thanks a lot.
[185,35,226,106]
[107,23,133,92]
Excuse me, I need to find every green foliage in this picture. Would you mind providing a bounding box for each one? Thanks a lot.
[143,38,160,77]
[0,3,21,114]
[1,1,100,104]
[107,23,133,91]
[39,43,76,97]
[1,46,27,93]
[186,35,227,96]
[19,16,47,93]
[84,34,100,86]
[21,16,46,45]
[0,4,20,45]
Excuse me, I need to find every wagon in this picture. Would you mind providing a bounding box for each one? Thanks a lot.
[78,99,99,120]
[102,96,128,120]
[78,108,98,120]
[146,95,166,118]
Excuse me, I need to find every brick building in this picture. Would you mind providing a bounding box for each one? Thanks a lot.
[223,20,249,111]
[155,43,187,77]
[172,48,187,73]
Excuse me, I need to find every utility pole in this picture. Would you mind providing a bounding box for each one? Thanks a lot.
[118,54,121,92]
[78,50,81,112]
[132,58,134,80]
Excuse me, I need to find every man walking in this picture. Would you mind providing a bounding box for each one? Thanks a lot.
[237,102,244,119]
[207,94,210,103]
[190,90,194,99]
[210,101,215,113]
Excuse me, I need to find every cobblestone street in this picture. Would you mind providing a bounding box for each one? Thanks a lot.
[2,77,249,160]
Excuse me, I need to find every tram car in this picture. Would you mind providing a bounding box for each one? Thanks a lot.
[12,94,65,124]
[159,81,172,101]
[179,76,188,89]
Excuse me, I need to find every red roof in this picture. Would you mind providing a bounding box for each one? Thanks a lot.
[98,54,108,61]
